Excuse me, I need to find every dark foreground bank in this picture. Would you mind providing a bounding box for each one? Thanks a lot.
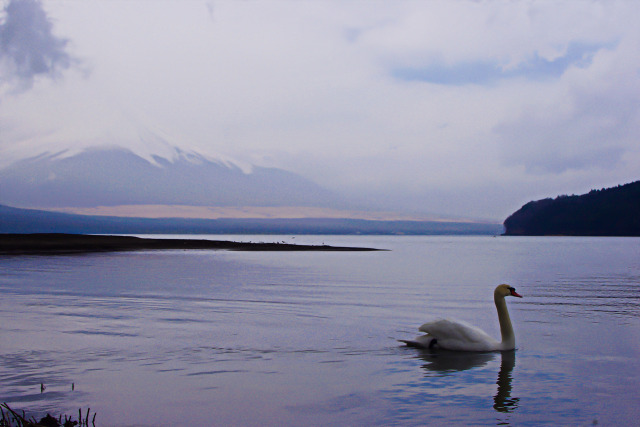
[0,234,381,254]
[1,402,94,427]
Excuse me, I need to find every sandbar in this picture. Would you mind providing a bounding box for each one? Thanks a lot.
[0,233,380,254]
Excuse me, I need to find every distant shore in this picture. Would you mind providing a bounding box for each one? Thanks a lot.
[0,233,381,254]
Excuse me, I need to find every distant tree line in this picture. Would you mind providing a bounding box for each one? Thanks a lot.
[0,204,503,235]
[503,180,640,236]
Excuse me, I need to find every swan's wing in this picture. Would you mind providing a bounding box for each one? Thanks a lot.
[418,319,500,351]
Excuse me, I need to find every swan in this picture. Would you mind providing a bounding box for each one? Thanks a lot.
[400,284,522,351]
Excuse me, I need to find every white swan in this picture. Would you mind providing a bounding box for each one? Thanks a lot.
[400,284,522,351]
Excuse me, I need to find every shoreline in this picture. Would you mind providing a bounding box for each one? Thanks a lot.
[0,233,381,254]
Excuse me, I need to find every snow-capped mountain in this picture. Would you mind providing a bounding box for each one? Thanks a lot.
[0,145,345,209]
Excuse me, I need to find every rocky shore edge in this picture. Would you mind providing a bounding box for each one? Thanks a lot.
[0,233,380,254]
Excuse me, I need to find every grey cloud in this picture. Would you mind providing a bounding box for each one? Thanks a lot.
[0,0,72,89]
[393,42,613,86]
[495,88,638,174]
[205,1,214,22]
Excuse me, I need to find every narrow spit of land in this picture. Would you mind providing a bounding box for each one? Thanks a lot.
[0,233,381,254]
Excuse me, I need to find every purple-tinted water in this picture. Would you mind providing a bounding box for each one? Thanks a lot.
[1,236,639,426]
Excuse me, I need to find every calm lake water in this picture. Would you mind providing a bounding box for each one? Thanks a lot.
[1,235,639,426]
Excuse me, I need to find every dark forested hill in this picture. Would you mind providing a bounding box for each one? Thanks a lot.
[503,180,640,236]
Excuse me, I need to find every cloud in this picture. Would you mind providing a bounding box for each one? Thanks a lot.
[0,0,73,91]
[392,42,614,85]
[1,0,639,220]
[495,39,640,175]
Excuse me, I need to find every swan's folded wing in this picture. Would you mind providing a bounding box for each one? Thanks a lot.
[419,319,499,351]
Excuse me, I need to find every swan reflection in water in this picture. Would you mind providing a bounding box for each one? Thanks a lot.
[412,349,520,413]
[492,350,519,413]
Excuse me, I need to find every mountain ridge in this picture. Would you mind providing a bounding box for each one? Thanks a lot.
[43,205,472,222]
[0,145,345,209]
[0,204,503,235]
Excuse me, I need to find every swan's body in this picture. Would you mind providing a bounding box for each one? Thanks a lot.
[401,284,522,352]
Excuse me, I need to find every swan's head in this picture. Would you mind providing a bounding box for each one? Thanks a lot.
[495,284,523,298]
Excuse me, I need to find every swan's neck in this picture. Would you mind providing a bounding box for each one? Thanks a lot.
[494,293,515,350]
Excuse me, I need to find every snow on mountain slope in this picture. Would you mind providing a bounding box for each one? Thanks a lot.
[1,103,253,173]
[0,145,344,209]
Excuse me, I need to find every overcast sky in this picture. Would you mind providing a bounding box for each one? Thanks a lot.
[1,0,639,220]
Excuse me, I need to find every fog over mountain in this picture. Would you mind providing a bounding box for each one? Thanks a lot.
[0,144,346,210]
[0,99,351,212]
[4,1,640,220]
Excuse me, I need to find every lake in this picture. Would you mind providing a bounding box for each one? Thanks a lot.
[1,235,639,426]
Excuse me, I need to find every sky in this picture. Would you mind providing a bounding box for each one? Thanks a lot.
[1,0,639,220]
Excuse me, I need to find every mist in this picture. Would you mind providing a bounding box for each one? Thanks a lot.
[1,1,639,221]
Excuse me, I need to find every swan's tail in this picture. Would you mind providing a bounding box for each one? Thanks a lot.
[398,335,437,349]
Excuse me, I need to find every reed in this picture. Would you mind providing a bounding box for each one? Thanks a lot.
[1,403,96,427]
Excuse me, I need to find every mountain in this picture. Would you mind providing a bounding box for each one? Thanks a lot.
[503,180,640,236]
[0,146,345,209]
[0,204,503,235]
